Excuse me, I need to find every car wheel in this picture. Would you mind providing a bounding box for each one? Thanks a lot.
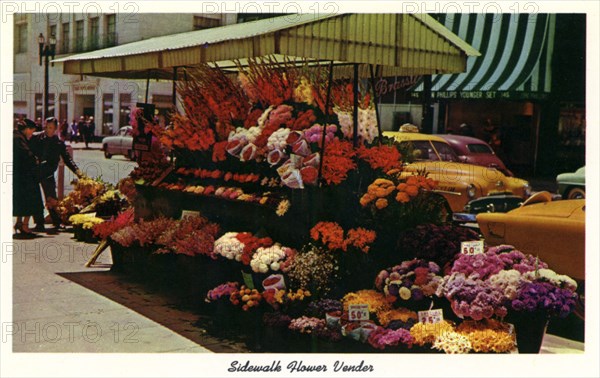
[103,146,112,159]
[566,187,585,199]
[127,150,136,160]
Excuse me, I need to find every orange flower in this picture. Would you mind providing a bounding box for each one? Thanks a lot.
[405,184,419,198]
[345,228,377,253]
[396,192,410,203]
[375,198,388,209]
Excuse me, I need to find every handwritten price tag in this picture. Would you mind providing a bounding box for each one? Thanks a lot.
[418,309,444,324]
[460,240,485,255]
[181,210,200,219]
[348,304,369,321]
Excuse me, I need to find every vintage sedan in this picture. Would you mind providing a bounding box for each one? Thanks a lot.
[436,134,513,176]
[557,166,585,199]
[102,126,136,160]
[477,193,585,317]
[384,131,531,213]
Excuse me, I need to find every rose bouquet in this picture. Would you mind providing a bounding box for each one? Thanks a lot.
[214,232,247,261]
[374,259,443,307]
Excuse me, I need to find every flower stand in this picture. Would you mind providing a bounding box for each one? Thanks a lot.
[507,311,549,353]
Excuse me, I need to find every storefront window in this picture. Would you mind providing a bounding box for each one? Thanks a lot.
[119,93,131,127]
[558,106,585,147]
[103,93,114,135]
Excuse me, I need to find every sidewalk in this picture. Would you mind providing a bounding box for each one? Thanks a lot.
[10,231,211,353]
[64,141,103,151]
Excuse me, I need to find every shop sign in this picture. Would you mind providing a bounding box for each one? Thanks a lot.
[418,309,444,324]
[348,304,369,321]
[460,240,485,255]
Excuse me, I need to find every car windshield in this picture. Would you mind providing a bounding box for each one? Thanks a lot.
[467,143,494,154]
[431,141,459,162]
[401,140,459,162]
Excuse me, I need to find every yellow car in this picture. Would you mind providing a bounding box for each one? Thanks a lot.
[384,131,531,213]
[476,192,585,281]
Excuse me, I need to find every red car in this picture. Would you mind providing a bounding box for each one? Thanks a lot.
[437,134,513,176]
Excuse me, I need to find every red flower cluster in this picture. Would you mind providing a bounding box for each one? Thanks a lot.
[165,216,221,258]
[345,228,377,253]
[321,140,357,185]
[236,233,274,265]
[212,141,228,163]
[291,109,317,131]
[244,108,264,128]
[92,208,134,240]
[243,59,297,106]
[413,267,431,286]
[310,222,345,250]
[310,222,377,254]
[357,145,402,173]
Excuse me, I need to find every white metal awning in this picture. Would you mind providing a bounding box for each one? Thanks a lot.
[53,13,479,80]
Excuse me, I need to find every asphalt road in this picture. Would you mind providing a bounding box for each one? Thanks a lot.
[62,146,137,194]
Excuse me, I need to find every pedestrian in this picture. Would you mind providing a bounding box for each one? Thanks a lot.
[35,117,43,132]
[69,119,79,142]
[60,119,69,141]
[458,123,475,137]
[13,119,44,238]
[77,116,87,147]
[87,116,96,147]
[30,117,84,233]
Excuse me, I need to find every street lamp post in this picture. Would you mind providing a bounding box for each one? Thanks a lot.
[38,33,56,121]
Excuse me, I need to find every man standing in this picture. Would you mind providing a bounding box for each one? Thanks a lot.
[78,116,87,147]
[30,117,84,232]
[87,116,96,147]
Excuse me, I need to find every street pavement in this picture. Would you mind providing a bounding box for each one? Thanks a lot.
[10,231,211,353]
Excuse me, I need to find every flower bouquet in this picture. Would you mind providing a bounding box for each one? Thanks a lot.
[374,259,443,311]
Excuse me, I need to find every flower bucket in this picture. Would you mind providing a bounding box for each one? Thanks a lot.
[325,311,341,328]
[262,274,286,291]
[508,311,549,353]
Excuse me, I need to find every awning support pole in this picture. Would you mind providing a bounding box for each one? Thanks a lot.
[145,72,150,103]
[352,63,359,147]
[172,67,178,106]
[369,64,383,144]
[318,61,335,186]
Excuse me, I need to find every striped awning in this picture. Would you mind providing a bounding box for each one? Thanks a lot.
[53,13,479,80]
[413,13,555,100]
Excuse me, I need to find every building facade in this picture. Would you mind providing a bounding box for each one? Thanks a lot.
[13,13,237,135]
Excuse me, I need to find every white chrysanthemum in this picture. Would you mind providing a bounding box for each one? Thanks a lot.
[523,268,578,291]
[214,232,245,261]
[432,331,472,354]
[267,128,291,151]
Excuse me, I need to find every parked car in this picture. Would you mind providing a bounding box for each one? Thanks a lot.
[102,126,136,160]
[557,166,585,199]
[436,134,513,176]
[383,131,531,213]
[476,193,585,318]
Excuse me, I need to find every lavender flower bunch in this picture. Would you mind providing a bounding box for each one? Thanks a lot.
[367,327,415,350]
[511,281,577,318]
[437,273,508,320]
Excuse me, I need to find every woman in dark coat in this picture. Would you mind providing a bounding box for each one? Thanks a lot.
[13,119,44,236]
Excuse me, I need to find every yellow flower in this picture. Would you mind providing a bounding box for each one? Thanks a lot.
[398,287,412,300]
[276,199,290,217]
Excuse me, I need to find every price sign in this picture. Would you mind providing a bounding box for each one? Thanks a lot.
[460,240,485,255]
[348,304,369,321]
[418,309,444,324]
[181,210,200,219]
